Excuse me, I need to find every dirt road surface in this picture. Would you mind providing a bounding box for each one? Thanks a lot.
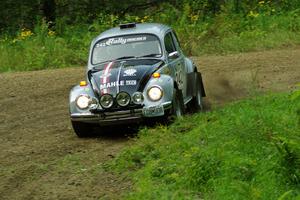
[0,48,299,199]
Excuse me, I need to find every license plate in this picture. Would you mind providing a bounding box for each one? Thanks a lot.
[143,105,164,117]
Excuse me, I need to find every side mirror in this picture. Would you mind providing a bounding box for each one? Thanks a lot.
[168,51,179,59]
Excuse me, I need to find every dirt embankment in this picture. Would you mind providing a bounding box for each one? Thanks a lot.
[195,48,300,105]
[0,48,299,199]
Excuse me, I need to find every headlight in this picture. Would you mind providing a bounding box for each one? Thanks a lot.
[76,95,90,109]
[100,94,114,109]
[132,92,144,104]
[76,95,99,110]
[116,92,131,107]
[147,86,163,101]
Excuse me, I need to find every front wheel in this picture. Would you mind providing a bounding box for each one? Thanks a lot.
[172,89,185,118]
[71,121,94,138]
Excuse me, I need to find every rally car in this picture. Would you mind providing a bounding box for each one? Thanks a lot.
[69,23,205,137]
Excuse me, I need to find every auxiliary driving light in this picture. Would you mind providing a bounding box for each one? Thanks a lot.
[100,94,114,109]
[89,97,99,110]
[132,92,144,104]
[116,92,131,107]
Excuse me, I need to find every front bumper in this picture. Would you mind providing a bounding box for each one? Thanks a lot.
[70,101,172,125]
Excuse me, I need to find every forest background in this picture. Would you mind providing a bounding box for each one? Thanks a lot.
[0,0,300,71]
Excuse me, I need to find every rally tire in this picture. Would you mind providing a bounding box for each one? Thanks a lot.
[172,89,185,118]
[71,121,94,138]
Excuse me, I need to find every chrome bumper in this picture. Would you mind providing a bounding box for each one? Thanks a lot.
[70,101,172,125]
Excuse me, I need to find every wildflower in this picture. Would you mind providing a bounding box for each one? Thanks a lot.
[248,11,259,18]
[20,29,33,39]
[48,30,56,37]
[190,14,199,22]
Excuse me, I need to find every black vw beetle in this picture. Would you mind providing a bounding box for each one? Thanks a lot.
[69,23,205,137]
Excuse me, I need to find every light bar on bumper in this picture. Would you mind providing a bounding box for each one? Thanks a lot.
[116,92,131,107]
[99,94,114,108]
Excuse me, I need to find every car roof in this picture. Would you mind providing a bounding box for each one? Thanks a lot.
[93,23,171,42]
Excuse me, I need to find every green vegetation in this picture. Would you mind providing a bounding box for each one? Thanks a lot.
[1,1,300,72]
[111,92,300,199]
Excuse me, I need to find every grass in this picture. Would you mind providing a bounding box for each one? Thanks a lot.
[0,23,92,72]
[176,12,300,55]
[110,92,300,199]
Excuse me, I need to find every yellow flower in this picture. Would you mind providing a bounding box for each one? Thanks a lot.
[248,11,259,18]
[21,30,33,38]
[190,14,199,22]
[48,30,56,37]
[19,29,33,40]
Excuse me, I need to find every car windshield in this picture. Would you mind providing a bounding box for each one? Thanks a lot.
[92,34,162,65]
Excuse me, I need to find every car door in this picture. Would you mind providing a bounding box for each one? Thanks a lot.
[164,31,187,99]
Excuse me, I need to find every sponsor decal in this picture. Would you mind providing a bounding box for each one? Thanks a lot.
[123,68,137,77]
[96,36,147,47]
[100,80,137,90]
[100,73,112,78]
[101,62,114,94]
[126,80,137,85]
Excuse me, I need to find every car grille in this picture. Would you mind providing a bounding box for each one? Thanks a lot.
[100,109,143,120]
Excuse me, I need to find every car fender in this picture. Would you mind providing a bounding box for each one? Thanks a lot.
[184,57,195,73]
[142,74,174,108]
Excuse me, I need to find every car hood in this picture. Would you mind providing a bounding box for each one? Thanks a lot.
[90,59,164,97]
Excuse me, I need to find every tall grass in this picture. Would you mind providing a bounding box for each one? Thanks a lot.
[0,22,93,72]
[110,92,300,199]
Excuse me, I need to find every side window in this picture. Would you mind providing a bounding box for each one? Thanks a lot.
[164,32,176,54]
[172,31,181,49]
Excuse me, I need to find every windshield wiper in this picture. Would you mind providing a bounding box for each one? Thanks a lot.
[115,56,136,60]
[138,53,161,58]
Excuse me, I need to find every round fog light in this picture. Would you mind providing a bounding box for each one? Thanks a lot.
[116,92,131,107]
[132,92,144,104]
[89,97,99,109]
[100,94,114,109]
